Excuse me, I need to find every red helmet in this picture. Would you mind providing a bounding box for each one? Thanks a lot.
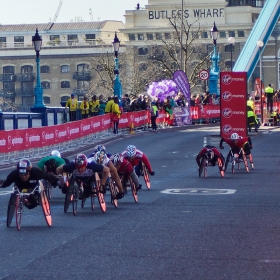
[75,154,87,170]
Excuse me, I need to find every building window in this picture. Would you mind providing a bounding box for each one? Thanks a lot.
[225,61,235,69]
[165,33,171,40]
[43,96,51,104]
[156,33,162,40]
[61,81,70,88]
[192,32,199,39]
[147,33,153,40]
[128,34,136,41]
[206,44,213,53]
[14,36,24,47]
[77,80,90,89]
[67,34,78,45]
[139,63,147,72]
[61,65,70,73]
[21,65,33,73]
[225,45,234,52]
[77,64,89,72]
[41,65,50,73]
[138,47,148,55]
[50,35,60,41]
[0,37,6,47]
[138,34,144,40]
[219,31,226,38]
[201,32,208,39]
[41,81,50,89]
[229,31,235,37]
[238,30,245,37]
[61,96,69,102]
[85,34,96,40]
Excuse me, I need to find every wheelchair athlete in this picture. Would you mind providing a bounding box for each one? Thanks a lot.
[88,149,124,199]
[0,159,62,209]
[196,145,225,175]
[110,153,140,194]
[220,133,254,168]
[56,153,110,198]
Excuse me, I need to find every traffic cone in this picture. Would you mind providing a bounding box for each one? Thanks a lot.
[130,123,135,134]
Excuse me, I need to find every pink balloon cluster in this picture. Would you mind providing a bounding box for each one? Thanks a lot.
[147,80,178,101]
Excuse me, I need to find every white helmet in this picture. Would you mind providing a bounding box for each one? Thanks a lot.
[205,149,214,160]
[230,133,239,140]
[94,149,107,164]
[110,153,123,165]
[126,145,136,157]
[50,150,61,157]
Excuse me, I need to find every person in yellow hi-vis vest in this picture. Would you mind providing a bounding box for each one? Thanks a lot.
[111,96,121,134]
[89,95,100,117]
[105,96,114,114]
[65,93,78,122]
[80,96,89,119]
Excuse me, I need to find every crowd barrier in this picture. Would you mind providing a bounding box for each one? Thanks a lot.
[0,106,222,163]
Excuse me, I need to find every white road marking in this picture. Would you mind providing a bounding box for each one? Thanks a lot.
[0,191,12,196]
[161,188,236,195]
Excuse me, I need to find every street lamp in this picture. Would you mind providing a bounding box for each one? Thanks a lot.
[228,37,235,71]
[209,22,220,94]
[32,28,45,108]
[112,32,122,100]
[257,40,264,125]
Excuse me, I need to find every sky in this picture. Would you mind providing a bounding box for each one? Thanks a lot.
[0,0,149,25]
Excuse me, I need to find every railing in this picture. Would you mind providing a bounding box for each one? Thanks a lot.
[72,87,90,96]
[0,90,15,98]
[16,73,35,82]
[15,89,34,97]
[72,71,92,80]
[0,74,16,82]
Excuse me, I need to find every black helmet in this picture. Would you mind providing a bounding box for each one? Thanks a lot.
[17,159,32,175]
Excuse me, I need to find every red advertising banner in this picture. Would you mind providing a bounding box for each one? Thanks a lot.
[220,72,247,138]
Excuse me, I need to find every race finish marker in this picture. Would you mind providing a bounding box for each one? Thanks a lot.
[161,188,236,195]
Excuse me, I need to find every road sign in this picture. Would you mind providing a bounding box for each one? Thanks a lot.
[199,69,209,80]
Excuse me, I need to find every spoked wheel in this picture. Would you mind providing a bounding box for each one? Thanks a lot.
[72,183,79,216]
[64,191,73,213]
[129,176,138,203]
[217,158,224,177]
[81,196,86,208]
[42,180,52,201]
[109,179,118,208]
[199,158,204,177]
[6,193,16,227]
[95,173,106,213]
[224,151,231,173]
[15,195,22,231]
[91,195,95,211]
[242,152,249,172]
[142,164,151,189]
[41,190,52,227]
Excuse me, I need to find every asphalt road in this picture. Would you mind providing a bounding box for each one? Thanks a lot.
[0,124,280,280]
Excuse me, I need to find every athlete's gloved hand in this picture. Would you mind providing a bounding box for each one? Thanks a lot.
[149,171,155,176]
[219,145,224,149]
[250,145,253,149]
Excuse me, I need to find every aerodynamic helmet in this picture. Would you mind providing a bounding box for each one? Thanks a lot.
[110,153,123,165]
[230,133,239,140]
[94,150,107,165]
[75,154,88,170]
[126,145,136,158]
[205,149,214,160]
[93,144,106,153]
[17,158,32,175]
[50,150,61,158]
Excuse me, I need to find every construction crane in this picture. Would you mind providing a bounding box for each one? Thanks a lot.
[89,8,93,21]
[49,0,64,30]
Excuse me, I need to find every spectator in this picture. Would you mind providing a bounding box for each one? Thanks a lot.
[65,93,78,121]
[99,100,106,115]
[111,96,121,134]
[89,95,99,117]
[190,95,196,106]
[212,93,219,105]
[105,96,114,113]
[176,92,186,107]
[124,93,131,105]
[202,91,211,105]
[130,99,141,111]
[141,95,149,110]
[150,101,159,131]
[195,95,202,106]
[80,96,89,119]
